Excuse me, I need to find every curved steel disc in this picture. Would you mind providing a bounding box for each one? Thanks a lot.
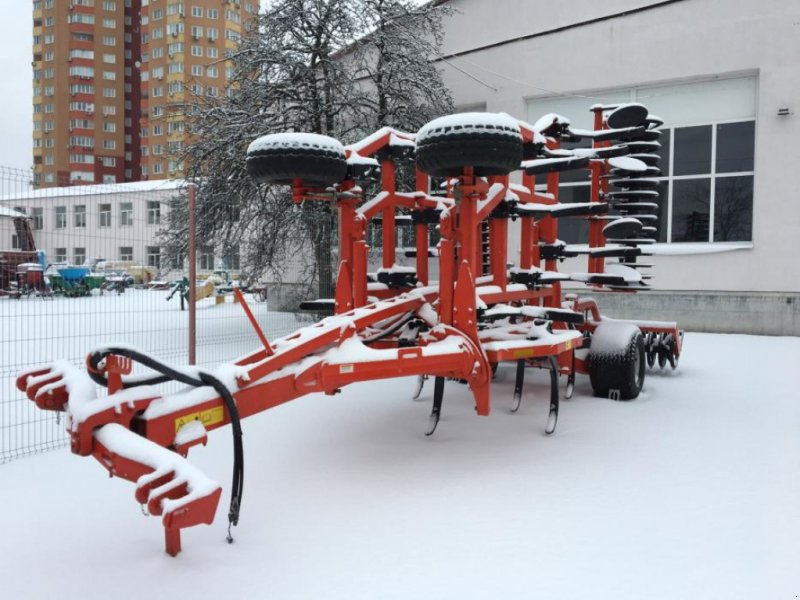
[607,103,649,129]
[603,217,643,239]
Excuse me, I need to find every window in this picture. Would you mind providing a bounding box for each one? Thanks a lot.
[167,2,185,16]
[103,140,117,150]
[103,122,117,132]
[146,246,161,268]
[120,202,133,226]
[147,200,161,225]
[55,206,66,229]
[74,205,86,228]
[100,156,116,167]
[69,66,95,78]
[206,66,218,78]
[103,53,116,64]
[207,8,218,18]
[119,246,133,261]
[103,0,117,10]
[103,35,116,46]
[191,6,202,17]
[70,83,95,95]
[44,155,55,166]
[207,27,218,41]
[99,203,111,227]
[73,247,86,265]
[103,175,117,184]
[103,18,117,28]
[102,105,116,116]
[55,248,67,263]
[103,87,116,98]
[199,248,214,270]
[222,245,240,270]
[191,64,202,76]
[527,75,757,244]
[70,119,94,130]
[68,13,95,25]
[153,125,163,136]
[191,25,203,38]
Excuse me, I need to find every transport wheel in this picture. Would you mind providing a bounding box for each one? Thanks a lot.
[246,132,348,186]
[588,322,645,400]
[645,331,657,368]
[416,112,523,177]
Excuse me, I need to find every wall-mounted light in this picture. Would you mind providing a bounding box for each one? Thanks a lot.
[778,107,792,116]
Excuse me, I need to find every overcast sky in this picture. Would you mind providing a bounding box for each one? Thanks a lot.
[0,5,35,173]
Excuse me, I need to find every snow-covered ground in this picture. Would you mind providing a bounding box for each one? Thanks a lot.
[1,325,798,599]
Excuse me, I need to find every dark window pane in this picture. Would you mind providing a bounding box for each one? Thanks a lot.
[672,178,710,242]
[714,176,753,241]
[556,185,590,244]
[655,180,669,243]
[674,125,712,176]
[559,139,592,184]
[654,129,670,176]
[716,121,755,173]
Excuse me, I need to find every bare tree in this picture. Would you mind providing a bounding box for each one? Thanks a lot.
[162,0,453,300]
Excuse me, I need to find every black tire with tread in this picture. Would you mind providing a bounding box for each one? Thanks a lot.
[416,131,522,177]
[247,146,347,187]
[589,324,646,400]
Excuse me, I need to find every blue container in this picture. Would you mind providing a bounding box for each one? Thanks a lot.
[57,266,91,284]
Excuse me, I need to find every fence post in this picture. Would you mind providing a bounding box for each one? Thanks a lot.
[187,183,197,365]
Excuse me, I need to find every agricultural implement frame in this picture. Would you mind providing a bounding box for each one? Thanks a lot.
[18,102,682,556]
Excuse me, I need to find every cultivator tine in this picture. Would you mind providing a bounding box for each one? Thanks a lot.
[545,356,560,435]
[565,351,575,400]
[424,376,445,436]
[412,375,427,400]
[510,359,525,413]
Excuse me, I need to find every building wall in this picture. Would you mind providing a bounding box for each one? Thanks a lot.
[435,0,800,295]
[0,180,182,271]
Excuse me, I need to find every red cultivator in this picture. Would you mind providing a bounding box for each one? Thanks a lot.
[17,103,683,556]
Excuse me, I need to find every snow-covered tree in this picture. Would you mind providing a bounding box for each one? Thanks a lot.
[161,0,453,299]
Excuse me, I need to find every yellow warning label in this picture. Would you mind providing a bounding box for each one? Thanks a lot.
[175,406,225,433]
[339,364,354,374]
[512,348,534,359]
[564,339,573,351]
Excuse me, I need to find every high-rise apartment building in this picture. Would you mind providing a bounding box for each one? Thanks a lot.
[32,0,257,187]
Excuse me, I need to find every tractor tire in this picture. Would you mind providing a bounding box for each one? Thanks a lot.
[246,132,348,187]
[416,112,523,177]
[588,322,645,400]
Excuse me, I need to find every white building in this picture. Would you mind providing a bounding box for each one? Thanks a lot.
[0,179,183,272]
[433,0,800,334]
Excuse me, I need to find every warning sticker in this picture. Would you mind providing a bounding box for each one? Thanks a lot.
[512,348,534,359]
[339,364,354,374]
[175,406,225,433]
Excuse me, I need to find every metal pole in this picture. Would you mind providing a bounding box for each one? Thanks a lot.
[187,183,197,366]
